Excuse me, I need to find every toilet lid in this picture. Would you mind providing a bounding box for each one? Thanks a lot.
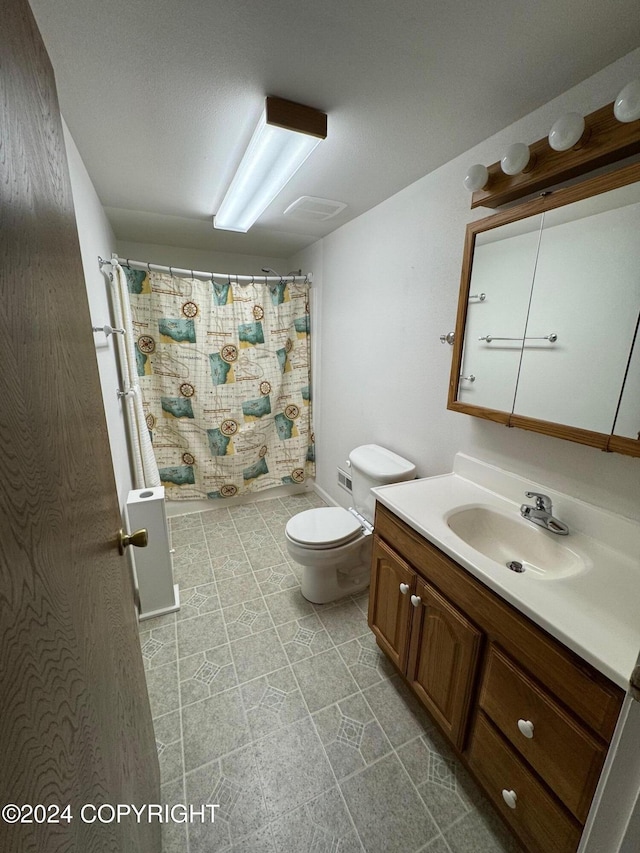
[286,507,362,547]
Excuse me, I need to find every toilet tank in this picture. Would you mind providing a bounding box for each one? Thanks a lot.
[349,444,416,523]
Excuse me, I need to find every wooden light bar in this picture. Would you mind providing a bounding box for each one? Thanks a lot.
[266,96,327,140]
[471,101,640,209]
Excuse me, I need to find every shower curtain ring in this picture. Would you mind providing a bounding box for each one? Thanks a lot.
[169,266,173,277]
[147,262,151,273]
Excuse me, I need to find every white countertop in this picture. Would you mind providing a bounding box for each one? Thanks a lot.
[372,459,640,690]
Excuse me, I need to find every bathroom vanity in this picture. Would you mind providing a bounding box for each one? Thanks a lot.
[368,456,640,853]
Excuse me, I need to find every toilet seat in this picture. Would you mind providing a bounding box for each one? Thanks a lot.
[286,507,363,550]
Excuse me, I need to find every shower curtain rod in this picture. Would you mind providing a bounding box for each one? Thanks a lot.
[98,255,312,284]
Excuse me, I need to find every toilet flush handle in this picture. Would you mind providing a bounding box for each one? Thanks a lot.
[399,583,409,595]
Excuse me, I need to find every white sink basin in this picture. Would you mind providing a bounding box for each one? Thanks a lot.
[372,461,640,687]
[446,505,587,579]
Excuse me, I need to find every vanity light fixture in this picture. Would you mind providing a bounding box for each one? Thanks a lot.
[214,96,327,232]
[614,79,640,123]
[463,163,489,192]
[548,112,586,151]
[500,142,532,176]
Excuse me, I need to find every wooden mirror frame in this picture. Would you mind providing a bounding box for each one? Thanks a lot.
[447,159,640,458]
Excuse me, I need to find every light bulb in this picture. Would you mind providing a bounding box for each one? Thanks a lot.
[500,143,531,175]
[548,112,586,151]
[614,79,640,123]
[463,164,489,192]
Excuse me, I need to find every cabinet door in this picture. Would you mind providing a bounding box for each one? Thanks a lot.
[368,536,414,671]
[407,578,482,748]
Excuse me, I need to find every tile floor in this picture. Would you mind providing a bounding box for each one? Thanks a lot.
[139,493,522,853]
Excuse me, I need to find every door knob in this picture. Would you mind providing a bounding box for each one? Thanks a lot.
[118,528,148,555]
[399,583,410,595]
[410,594,422,607]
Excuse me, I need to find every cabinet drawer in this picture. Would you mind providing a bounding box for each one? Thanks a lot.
[468,712,581,853]
[479,645,606,823]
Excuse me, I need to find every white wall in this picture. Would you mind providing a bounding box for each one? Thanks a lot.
[289,48,640,521]
[63,122,134,513]
[116,240,289,278]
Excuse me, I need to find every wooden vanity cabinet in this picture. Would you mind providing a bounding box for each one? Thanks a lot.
[368,536,413,671]
[370,536,482,748]
[369,502,625,853]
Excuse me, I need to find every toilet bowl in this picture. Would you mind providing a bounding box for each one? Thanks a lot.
[285,444,416,604]
[285,506,373,603]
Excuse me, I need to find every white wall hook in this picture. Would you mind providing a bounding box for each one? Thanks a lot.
[93,324,125,337]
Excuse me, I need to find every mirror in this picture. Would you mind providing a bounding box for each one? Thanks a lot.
[448,161,640,457]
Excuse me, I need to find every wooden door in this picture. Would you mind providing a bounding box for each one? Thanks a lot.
[0,2,160,851]
[368,536,414,671]
[407,578,482,749]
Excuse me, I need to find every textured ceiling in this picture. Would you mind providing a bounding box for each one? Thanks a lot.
[30,0,640,258]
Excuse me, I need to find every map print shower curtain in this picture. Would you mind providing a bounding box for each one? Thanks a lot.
[123,267,315,500]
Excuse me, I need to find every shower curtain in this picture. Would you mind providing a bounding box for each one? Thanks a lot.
[120,266,315,500]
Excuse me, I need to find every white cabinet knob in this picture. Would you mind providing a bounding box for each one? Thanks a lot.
[399,583,410,595]
[410,594,422,607]
[502,789,518,809]
[517,719,534,739]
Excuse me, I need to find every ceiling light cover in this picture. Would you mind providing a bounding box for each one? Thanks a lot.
[463,164,489,192]
[214,97,327,233]
[548,112,585,151]
[614,79,640,123]
[500,142,531,175]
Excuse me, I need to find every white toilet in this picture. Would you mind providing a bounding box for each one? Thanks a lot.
[285,444,416,603]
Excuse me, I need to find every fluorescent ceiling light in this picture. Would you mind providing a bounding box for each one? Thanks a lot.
[214,96,327,233]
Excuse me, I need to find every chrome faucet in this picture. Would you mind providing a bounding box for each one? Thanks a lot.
[520,491,569,535]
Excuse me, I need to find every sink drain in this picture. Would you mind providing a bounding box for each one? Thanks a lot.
[507,560,525,573]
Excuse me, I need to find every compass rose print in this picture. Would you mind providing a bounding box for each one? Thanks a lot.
[284,404,300,421]
[137,334,156,354]
[284,338,293,353]
[259,381,271,396]
[259,445,268,458]
[220,419,239,436]
[146,414,156,430]
[182,452,195,465]
[221,344,238,363]
[182,301,198,318]
[179,382,195,398]
[253,304,264,320]
[291,468,305,483]
[220,484,238,498]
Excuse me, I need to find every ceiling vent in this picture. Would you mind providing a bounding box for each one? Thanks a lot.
[283,196,347,221]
